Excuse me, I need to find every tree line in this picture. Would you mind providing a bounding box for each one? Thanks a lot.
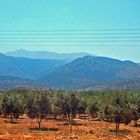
[0,88,140,134]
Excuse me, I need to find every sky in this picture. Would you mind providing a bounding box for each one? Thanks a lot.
[0,0,140,62]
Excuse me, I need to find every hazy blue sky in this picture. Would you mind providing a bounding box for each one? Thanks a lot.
[0,0,140,62]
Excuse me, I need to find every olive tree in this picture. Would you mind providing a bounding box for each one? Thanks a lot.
[2,94,23,123]
[86,103,99,118]
[26,89,50,129]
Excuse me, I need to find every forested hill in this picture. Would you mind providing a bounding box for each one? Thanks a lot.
[0,76,43,90]
[40,56,140,89]
[0,53,65,79]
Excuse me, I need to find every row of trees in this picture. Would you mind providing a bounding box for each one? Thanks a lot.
[0,88,140,133]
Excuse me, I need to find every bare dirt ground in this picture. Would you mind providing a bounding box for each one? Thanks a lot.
[0,116,140,140]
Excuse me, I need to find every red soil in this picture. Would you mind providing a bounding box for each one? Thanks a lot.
[0,116,139,140]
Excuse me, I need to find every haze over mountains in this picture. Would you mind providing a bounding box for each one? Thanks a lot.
[0,50,140,90]
[6,49,92,61]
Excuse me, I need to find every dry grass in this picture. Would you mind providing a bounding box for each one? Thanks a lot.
[0,115,139,140]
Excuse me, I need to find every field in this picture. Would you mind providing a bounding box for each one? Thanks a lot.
[0,115,140,140]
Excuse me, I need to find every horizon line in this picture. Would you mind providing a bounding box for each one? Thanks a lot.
[1,49,139,63]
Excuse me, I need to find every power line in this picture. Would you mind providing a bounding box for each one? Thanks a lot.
[0,29,140,32]
[1,33,140,35]
[0,37,140,39]
[1,40,140,42]
[0,44,140,47]
[0,29,139,46]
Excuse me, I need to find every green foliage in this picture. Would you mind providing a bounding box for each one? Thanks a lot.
[26,89,50,129]
[1,94,23,123]
[0,88,140,132]
[86,103,99,118]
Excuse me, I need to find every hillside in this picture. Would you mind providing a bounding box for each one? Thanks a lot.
[40,56,140,89]
[0,53,65,79]
[0,76,43,90]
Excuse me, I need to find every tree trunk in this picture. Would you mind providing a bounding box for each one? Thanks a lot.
[10,114,13,123]
[38,121,41,129]
[116,123,120,134]
[116,123,118,134]
[37,117,42,129]
[69,114,72,136]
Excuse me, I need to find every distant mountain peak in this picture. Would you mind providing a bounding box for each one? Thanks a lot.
[5,49,94,61]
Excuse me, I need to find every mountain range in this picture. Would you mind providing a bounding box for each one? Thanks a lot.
[0,52,65,79]
[39,56,140,89]
[0,50,140,91]
[5,49,92,61]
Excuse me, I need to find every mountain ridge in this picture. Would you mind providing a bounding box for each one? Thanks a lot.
[39,55,140,89]
[0,53,65,79]
[5,49,94,61]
